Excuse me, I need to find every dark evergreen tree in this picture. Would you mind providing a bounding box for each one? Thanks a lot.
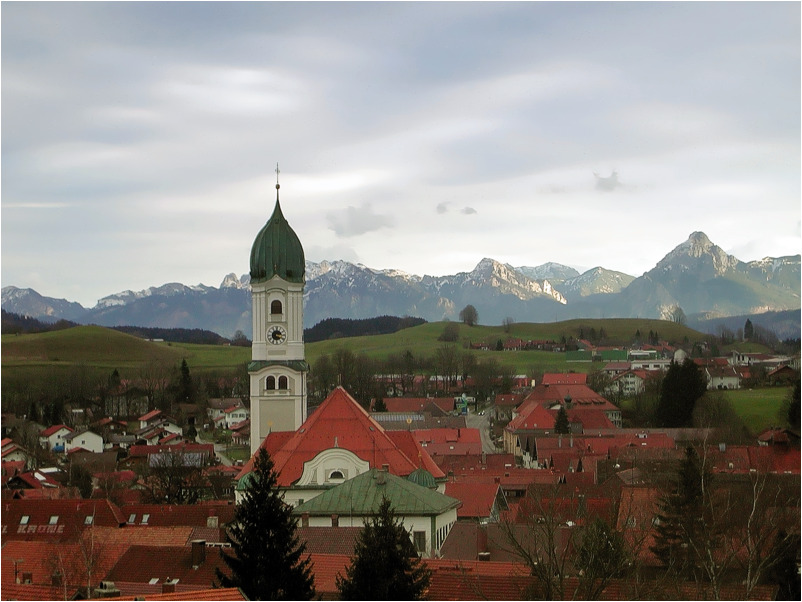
[651,446,710,580]
[336,496,431,600]
[787,379,800,427]
[575,518,629,600]
[766,530,801,601]
[216,449,315,600]
[177,358,194,404]
[554,406,570,434]
[373,396,388,412]
[70,464,94,499]
[654,358,707,428]
[744,318,754,340]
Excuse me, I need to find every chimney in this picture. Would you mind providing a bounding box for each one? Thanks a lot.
[191,539,206,568]
[477,524,488,555]
[93,581,121,599]
[162,579,177,594]
[301,512,309,527]
[52,572,63,587]
[381,463,389,472]
[331,514,339,527]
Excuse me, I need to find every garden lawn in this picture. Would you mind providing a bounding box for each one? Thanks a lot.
[721,386,791,435]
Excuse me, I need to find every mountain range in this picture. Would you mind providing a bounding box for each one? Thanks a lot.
[3,232,800,339]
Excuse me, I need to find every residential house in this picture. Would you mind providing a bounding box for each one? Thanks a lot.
[413,428,483,456]
[705,365,741,390]
[606,369,654,397]
[38,425,73,452]
[206,398,245,425]
[492,394,524,422]
[63,429,104,455]
[222,405,249,429]
[2,438,31,466]
[444,481,507,523]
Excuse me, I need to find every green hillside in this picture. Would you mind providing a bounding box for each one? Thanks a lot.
[2,326,184,368]
[0,318,732,377]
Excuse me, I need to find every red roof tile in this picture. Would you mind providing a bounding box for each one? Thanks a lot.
[542,373,587,385]
[2,498,127,543]
[239,387,443,486]
[132,587,247,601]
[105,544,228,586]
[383,397,455,414]
[445,482,500,518]
[117,502,235,527]
[1,537,129,589]
[39,424,73,437]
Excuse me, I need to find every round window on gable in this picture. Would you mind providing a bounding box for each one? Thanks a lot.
[329,470,345,481]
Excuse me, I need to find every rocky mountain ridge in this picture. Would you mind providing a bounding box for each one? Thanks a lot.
[3,232,799,338]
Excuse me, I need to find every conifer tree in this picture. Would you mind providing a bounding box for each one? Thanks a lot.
[651,446,710,580]
[336,497,431,600]
[554,406,570,434]
[216,449,315,600]
[654,358,707,427]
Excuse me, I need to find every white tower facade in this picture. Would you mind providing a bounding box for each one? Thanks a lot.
[248,179,308,451]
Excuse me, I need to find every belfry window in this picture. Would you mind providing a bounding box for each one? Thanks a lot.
[278,376,288,390]
[266,376,276,390]
[271,300,283,315]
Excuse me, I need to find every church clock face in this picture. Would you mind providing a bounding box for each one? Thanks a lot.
[267,325,287,345]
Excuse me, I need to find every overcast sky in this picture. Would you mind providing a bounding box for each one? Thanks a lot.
[2,1,800,308]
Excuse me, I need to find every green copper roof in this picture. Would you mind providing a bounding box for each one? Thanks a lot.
[248,359,309,373]
[291,468,461,517]
[407,468,437,489]
[250,197,305,284]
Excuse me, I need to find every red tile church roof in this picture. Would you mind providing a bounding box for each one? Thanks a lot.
[238,387,443,486]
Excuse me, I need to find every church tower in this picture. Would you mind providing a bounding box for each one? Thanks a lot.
[248,169,308,451]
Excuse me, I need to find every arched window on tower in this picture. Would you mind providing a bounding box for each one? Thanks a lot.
[271,300,283,315]
[278,376,289,390]
[266,376,276,390]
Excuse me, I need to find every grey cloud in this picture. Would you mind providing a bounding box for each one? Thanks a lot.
[436,202,450,214]
[461,207,477,215]
[326,203,394,238]
[594,170,622,192]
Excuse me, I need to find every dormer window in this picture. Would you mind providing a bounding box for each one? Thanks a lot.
[128,513,137,524]
[328,470,345,482]
[20,515,29,525]
[49,515,59,525]
[84,515,94,525]
[141,514,150,525]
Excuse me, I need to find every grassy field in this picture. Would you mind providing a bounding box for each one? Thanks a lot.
[719,387,790,435]
[1,318,771,378]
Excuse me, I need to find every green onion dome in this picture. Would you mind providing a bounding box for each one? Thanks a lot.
[407,467,437,489]
[250,193,305,284]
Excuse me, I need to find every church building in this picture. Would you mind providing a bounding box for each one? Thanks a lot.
[248,175,308,451]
